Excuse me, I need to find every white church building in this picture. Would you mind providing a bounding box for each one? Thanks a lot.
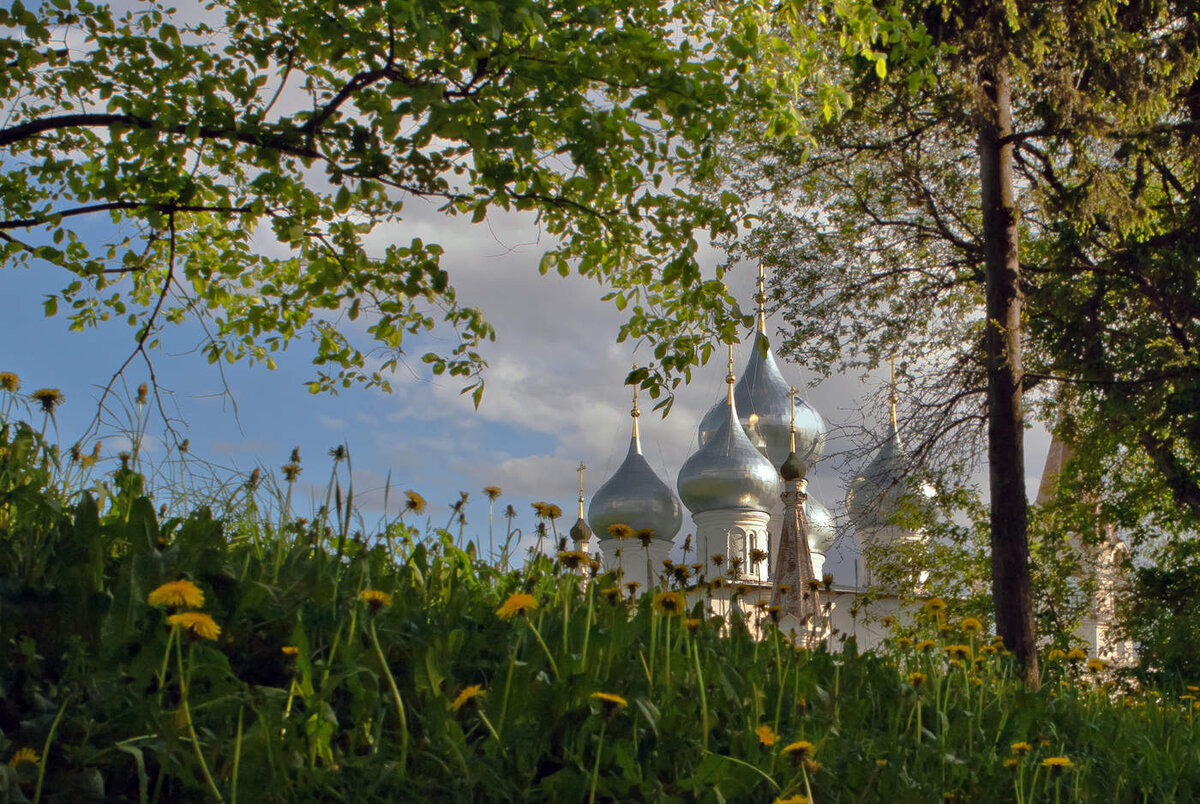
[569,270,1127,659]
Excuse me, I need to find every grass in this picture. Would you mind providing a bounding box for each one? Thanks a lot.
[2,414,1200,802]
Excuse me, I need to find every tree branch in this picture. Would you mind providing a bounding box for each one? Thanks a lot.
[0,201,256,230]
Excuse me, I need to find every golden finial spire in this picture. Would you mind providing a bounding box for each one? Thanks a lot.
[789,386,799,453]
[889,355,899,431]
[576,461,587,517]
[726,343,736,406]
[630,364,641,440]
[754,263,767,334]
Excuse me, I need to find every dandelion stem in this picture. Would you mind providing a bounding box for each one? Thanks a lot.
[588,722,607,804]
[156,625,177,707]
[497,634,523,737]
[176,637,225,803]
[801,764,815,804]
[580,582,595,670]
[664,615,672,691]
[649,608,658,685]
[692,638,709,751]
[32,695,69,804]
[526,618,560,680]
[231,706,244,804]
[477,710,501,742]
[369,617,409,772]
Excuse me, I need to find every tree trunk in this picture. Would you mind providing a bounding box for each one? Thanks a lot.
[979,56,1039,684]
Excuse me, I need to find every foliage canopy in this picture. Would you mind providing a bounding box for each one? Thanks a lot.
[0,0,809,404]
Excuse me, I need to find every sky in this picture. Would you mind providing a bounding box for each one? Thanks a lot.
[0,192,1055,583]
[0,4,1054,581]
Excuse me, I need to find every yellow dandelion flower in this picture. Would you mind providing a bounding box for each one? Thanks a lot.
[980,644,997,655]
[358,589,393,612]
[7,747,39,767]
[1086,658,1108,673]
[1004,757,1020,769]
[0,372,19,393]
[782,740,816,763]
[1066,648,1087,662]
[806,578,822,591]
[896,637,913,649]
[167,611,221,641]
[532,501,562,520]
[590,691,628,713]
[1182,694,1196,703]
[404,490,427,514]
[909,672,928,688]
[756,725,778,747]
[451,684,485,711]
[31,388,64,413]
[1187,685,1199,692]
[684,617,703,634]
[557,550,588,569]
[281,646,299,656]
[875,759,888,767]
[774,796,809,804]
[925,598,946,615]
[945,644,972,661]
[1041,756,1073,772]
[960,617,982,633]
[917,639,936,652]
[147,579,205,609]
[496,592,538,619]
[1011,741,1032,756]
[1192,700,1200,711]
[881,616,895,628]
[607,523,633,540]
[653,590,685,616]
[483,486,502,500]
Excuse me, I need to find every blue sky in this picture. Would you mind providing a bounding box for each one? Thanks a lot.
[0,199,1053,581]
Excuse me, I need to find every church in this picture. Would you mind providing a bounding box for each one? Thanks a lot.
[565,270,1127,659]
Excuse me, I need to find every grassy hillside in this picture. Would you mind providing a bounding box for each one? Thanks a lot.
[2,417,1198,803]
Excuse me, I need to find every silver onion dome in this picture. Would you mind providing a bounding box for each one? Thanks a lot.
[569,517,593,545]
[698,335,826,476]
[845,414,910,531]
[678,391,781,515]
[805,494,837,555]
[588,431,682,543]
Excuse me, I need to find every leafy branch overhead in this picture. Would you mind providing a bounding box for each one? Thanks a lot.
[0,0,808,403]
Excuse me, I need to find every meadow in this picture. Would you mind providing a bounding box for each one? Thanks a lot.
[2,409,1199,803]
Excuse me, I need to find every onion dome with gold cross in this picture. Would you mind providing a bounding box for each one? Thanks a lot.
[587,371,682,543]
[678,346,781,514]
[846,362,911,531]
[569,462,594,545]
[697,268,825,476]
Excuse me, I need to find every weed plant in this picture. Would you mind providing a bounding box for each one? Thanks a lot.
[2,412,1200,802]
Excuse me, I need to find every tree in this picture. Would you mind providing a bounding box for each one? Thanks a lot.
[731,0,1200,680]
[0,0,798,409]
